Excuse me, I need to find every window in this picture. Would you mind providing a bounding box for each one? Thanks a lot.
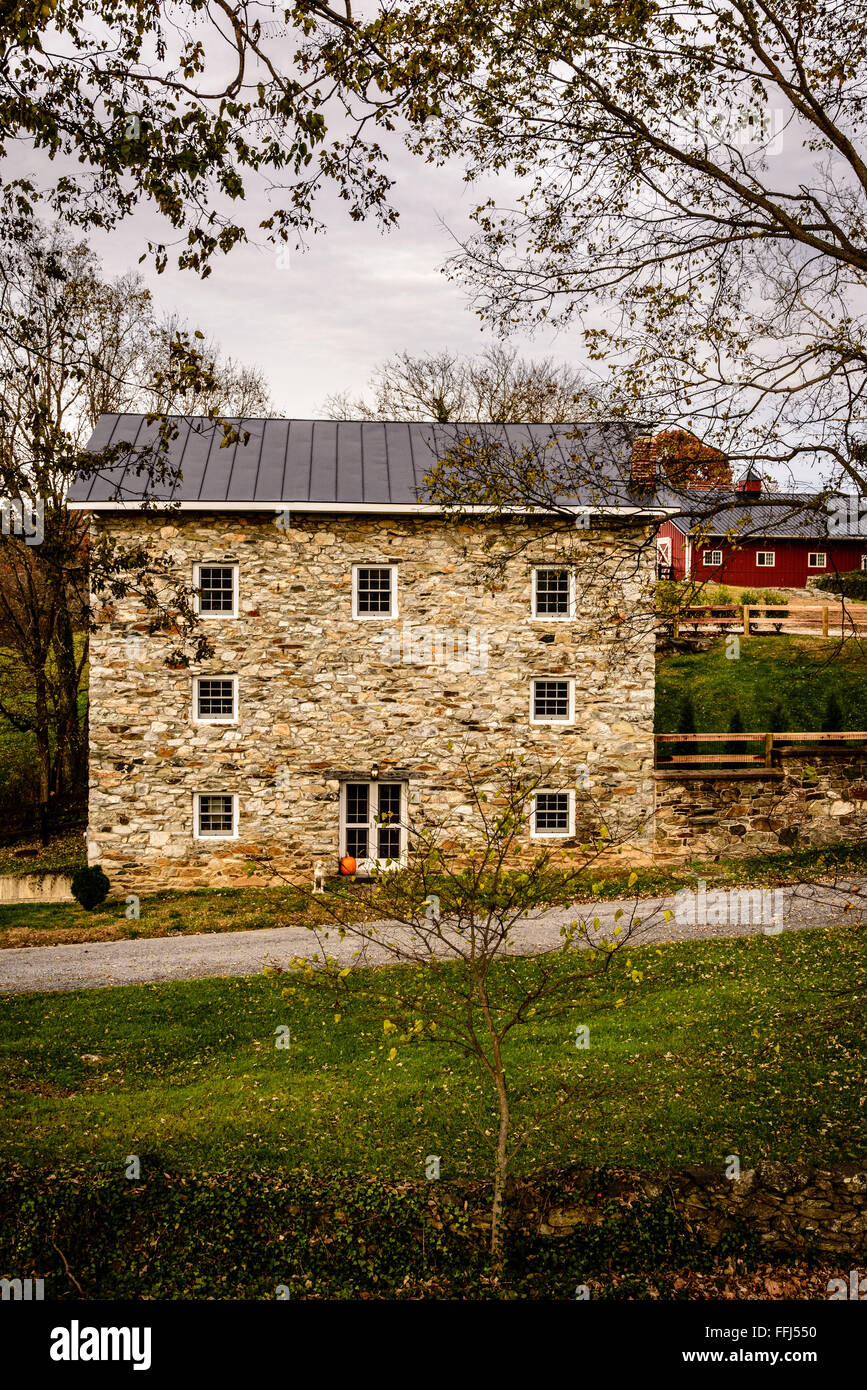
[353,564,397,619]
[193,676,238,724]
[756,551,776,567]
[530,678,574,724]
[531,791,575,838]
[194,793,237,839]
[532,567,573,619]
[194,563,238,617]
[340,781,406,868]
[702,549,723,567]
[808,552,826,568]
[862,555,867,571]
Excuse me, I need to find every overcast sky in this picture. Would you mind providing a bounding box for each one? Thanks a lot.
[80,137,590,419]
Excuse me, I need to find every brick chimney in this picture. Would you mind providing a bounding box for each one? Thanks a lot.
[634,428,731,490]
[630,435,658,488]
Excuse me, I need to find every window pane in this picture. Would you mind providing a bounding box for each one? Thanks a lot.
[533,680,570,720]
[199,795,234,834]
[346,826,369,859]
[376,784,402,859]
[345,783,369,825]
[197,679,234,717]
[199,566,234,612]
[535,793,569,833]
[356,567,393,614]
[535,568,570,614]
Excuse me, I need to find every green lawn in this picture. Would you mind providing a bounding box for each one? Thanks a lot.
[2,925,864,1177]
[656,634,867,733]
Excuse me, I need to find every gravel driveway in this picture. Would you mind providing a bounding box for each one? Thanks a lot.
[0,878,862,995]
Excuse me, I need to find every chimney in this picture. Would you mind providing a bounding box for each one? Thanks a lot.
[631,435,658,488]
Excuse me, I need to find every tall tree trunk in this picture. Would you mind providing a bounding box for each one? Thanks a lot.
[34,669,52,846]
[52,602,86,804]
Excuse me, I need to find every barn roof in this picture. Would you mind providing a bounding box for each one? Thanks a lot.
[65,414,669,515]
[668,495,862,541]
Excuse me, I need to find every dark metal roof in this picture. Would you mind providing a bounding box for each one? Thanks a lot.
[66,414,662,512]
[669,495,860,541]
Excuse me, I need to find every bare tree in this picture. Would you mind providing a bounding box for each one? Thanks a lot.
[322,345,606,422]
[263,753,652,1263]
[387,0,867,494]
[0,224,276,838]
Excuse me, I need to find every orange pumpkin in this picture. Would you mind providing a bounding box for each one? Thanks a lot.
[339,855,357,876]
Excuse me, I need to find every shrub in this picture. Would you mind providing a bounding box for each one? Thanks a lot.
[822,693,844,733]
[739,589,757,604]
[71,865,110,911]
[809,568,867,600]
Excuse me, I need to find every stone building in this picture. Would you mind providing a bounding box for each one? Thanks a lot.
[68,416,664,893]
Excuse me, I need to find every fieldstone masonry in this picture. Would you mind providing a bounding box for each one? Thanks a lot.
[536,1163,867,1257]
[87,513,656,893]
[655,749,867,858]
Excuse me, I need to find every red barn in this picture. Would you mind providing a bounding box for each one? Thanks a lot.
[655,466,866,588]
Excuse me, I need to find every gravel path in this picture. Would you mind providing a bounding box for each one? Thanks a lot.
[0,879,863,995]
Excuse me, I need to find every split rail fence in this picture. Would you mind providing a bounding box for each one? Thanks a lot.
[655,731,867,770]
[659,602,867,638]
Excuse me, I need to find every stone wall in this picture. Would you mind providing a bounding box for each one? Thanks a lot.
[654,749,867,858]
[87,513,656,893]
[537,1163,867,1257]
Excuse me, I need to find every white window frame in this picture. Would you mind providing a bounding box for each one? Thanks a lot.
[530,789,575,839]
[193,792,239,841]
[861,555,867,571]
[192,675,238,725]
[339,780,407,872]
[756,551,776,567]
[352,563,398,620]
[807,552,826,569]
[193,562,238,618]
[531,566,575,620]
[702,549,723,567]
[530,678,575,726]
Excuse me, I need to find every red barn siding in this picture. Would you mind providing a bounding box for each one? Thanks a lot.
[657,520,689,579]
[687,538,867,587]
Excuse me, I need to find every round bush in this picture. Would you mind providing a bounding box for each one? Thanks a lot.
[71,865,110,911]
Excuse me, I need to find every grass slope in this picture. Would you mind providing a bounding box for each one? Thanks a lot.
[2,926,864,1177]
[656,635,867,733]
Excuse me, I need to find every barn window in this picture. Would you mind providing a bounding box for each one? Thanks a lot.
[808,553,826,568]
[862,555,867,571]
[194,793,238,839]
[531,790,575,838]
[531,679,574,724]
[532,567,574,618]
[353,565,397,618]
[756,552,776,567]
[702,549,723,566]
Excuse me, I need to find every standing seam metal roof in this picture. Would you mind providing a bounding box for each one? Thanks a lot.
[66,415,654,509]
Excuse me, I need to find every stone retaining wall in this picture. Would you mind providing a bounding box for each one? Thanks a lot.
[654,749,867,857]
[537,1163,867,1256]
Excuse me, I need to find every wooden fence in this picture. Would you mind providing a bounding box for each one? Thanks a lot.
[660,602,867,638]
[655,730,867,769]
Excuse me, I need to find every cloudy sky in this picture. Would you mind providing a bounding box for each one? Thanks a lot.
[81,137,589,419]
